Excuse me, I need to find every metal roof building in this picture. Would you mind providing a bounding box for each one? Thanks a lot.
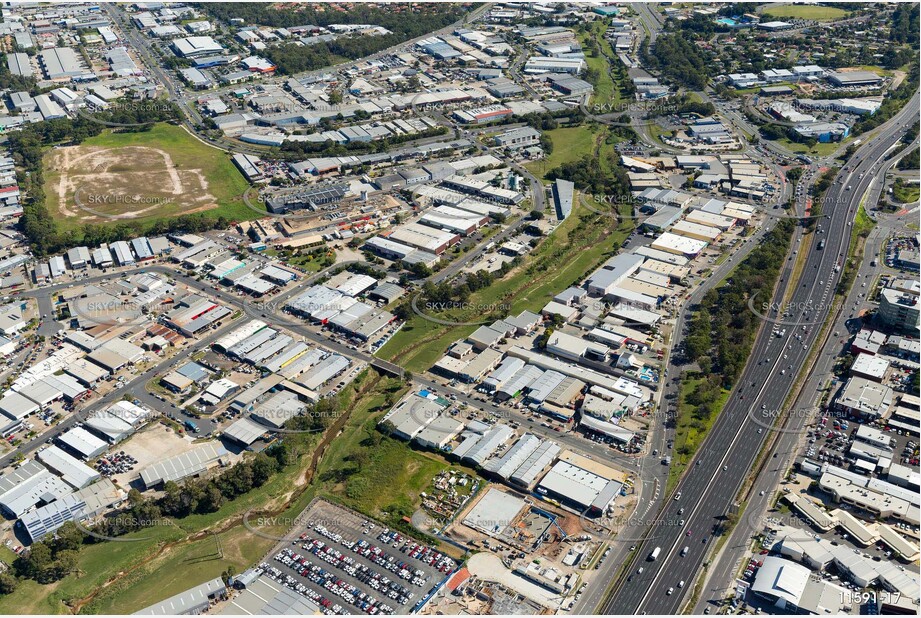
[482,356,526,393]
[85,401,151,443]
[6,52,32,77]
[19,478,122,543]
[57,427,109,459]
[298,354,350,390]
[110,240,135,265]
[171,36,225,58]
[251,390,304,429]
[106,47,139,75]
[826,70,882,87]
[368,282,404,303]
[456,424,514,466]
[38,445,101,489]
[20,378,64,407]
[0,460,71,519]
[39,47,85,80]
[482,433,541,480]
[413,414,465,450]
[218,574,319,615]
[380,394,448,441]
[222,417,267,446]
[496,365,544,402]
[0,391,40,420]
[140,442,228,489]
[509,440,561,489]
[537,460,623,514]
[135,577,227,615]
[525,370,567,404]
[131,237,153,260]
[34,94,66,120]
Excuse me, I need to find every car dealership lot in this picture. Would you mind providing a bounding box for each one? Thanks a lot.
[255,500,453,615]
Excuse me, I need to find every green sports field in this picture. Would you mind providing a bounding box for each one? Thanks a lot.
[762,5,848,21]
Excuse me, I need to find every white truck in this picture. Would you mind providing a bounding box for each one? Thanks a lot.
[648,546,661,561]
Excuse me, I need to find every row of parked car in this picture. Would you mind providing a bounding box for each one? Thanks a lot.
[301,537,413,606]
[256,562,346,616]
[378,528,456,574]
[275,548,395,615]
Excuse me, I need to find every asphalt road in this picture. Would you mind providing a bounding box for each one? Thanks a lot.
[693,137,921,612]
[599,92,920,614]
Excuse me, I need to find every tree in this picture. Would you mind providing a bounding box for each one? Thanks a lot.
[50,522,84,553]
[199,484,225,513]
[0,572,18,595]
[251,453,278,487]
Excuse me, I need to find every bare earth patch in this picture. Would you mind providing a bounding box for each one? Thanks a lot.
[47,145,218,223]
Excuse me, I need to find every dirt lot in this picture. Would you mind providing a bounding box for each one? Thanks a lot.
[109,422,211,490]
[45,144,218,224]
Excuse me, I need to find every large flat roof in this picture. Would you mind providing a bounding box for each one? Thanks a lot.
[140,442,228,488]
[218,574,319,615]
[135,577,226,615]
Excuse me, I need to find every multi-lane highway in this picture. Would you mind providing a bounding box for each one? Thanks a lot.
[693,135,921,612]
[599,92,920,614]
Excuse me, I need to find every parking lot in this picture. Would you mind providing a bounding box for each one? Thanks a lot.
[804,413,920,472]
[255,500,454,615]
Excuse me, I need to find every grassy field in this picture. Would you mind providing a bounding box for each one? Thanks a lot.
[312,377,477,528]
[893,180,920,204]
[378,193,634,372]
[79,524,270,615]
[647,122,674,147]
[524,125,599,181]
[774,137,841,157]
[853,204,875,238]
[579,21,626,113]
[44,123,255,234]
[668,373,731,494]
[762,5,848,20]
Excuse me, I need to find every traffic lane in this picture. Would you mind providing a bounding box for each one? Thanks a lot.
[638,102,920,613]
[614,90,920,615]
[614,202,858,611]
[695,188,912,610]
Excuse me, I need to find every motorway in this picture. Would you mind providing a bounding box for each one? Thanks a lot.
[693,136,921,613]
[599,91,920,614]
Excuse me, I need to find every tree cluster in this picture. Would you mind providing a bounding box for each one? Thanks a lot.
[889,4,919,45]
[683,218,796,396]
[642,32,710,90]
